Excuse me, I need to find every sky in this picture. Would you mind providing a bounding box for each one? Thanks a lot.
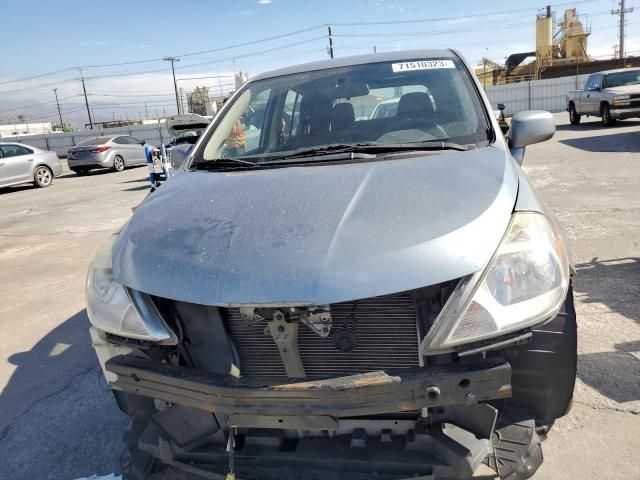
[0,0,636,126]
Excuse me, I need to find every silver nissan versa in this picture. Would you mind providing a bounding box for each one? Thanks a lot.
[87,50,576,480]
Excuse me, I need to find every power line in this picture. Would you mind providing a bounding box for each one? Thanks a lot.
[0,68,75,86]
[0,2,605,91]
[0,26,325,88]
[0,94,81,115]
[330,0,597,26]
[172,25,325,59]
[82,35,326,81]
[90,93,176,97]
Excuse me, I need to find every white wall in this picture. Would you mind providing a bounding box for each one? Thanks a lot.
[484,74,590,115]
[0,122,53,137]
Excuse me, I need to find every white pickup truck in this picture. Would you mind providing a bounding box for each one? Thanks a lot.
[566,68,640,126]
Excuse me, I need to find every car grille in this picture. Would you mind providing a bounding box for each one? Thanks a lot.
[221,293,421,378]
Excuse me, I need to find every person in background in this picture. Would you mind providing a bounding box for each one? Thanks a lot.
[224,118,246,157]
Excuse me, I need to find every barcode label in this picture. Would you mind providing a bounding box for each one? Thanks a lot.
[392,60,455,72]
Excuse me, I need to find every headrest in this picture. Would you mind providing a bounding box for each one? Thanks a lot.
[396,92,434,117]
[331,103,355,130]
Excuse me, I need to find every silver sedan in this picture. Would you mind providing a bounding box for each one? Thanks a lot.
[0,142,63,188]
[67,135,150,174]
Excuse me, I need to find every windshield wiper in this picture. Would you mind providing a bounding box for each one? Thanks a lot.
[191,157,259,170]
[260,141,474,164]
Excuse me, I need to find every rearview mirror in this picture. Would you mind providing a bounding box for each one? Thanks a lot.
[508,110,555,164]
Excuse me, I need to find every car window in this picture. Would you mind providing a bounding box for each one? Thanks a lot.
[595,75,603,89]
[204,88,272,157]
[603,70,640,88]
[199,58,488,163]
[0,145,31,157]
[282,89,303,143]
[77,136,112,146]
[112,137,128,145]
[128,136,142,145]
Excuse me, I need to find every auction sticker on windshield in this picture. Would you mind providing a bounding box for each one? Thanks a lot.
[392,60,455,72]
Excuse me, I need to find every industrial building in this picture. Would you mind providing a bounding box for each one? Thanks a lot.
[476,4,640,86]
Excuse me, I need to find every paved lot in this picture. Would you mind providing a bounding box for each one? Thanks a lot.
[0,114,639,480]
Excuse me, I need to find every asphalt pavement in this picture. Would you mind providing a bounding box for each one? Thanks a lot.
[0,114,638,479]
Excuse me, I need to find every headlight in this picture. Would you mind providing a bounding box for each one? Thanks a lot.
[422,212,570,353]
[614,95,631,100]
[86,237,177,343]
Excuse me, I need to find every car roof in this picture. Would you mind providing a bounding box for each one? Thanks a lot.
[597,67,640,75]
[250,49,456,82]
[0,141,42,151]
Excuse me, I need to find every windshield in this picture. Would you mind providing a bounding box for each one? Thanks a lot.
[194,57,489,165]
[604,70,640,88]
[77,136,112,146]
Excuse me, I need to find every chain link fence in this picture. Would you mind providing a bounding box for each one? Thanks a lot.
[2,122,173,157]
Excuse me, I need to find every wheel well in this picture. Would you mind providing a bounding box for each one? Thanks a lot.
[569,101,575,108]
[600,101,609,111]
[33,163,52,174]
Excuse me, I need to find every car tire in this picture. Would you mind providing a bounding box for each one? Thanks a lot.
[34,165,53,188]
[113,155,125,172]
[601,103,616,127]
[568,103,581,125]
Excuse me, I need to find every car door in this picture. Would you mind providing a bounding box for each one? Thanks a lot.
[111,136,131,163]
[584,74,603,115]
[127,136,146,164]
[0,144,35,186]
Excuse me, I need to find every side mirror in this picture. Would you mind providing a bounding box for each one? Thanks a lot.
[497,103,505,111]
[508,110,555,164]
[141,140,146,145]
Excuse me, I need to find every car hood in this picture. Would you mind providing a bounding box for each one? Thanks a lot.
[604,85,640,95]
[113,146,518,306]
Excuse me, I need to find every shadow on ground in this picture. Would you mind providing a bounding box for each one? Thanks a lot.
[0,184,39,195]
[556,119,640,131]
[0,310,127,480]
[574,257,640,324]
[560,131,640,152]
[574,257,640,404]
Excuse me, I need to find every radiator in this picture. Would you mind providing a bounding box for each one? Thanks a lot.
[222,293,420,378]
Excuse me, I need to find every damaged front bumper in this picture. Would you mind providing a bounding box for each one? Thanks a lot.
[106,355,511,418]
[106,356,523,480]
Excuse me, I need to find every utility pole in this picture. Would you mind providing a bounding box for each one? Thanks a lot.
[164,56,181,114]
[327,25,335,59]
[144,101,149,120]
[483,47,488,88]
[76,67,93,129]
[179,87,186,114]
[53,88,64,130]
[612,0,634,60]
